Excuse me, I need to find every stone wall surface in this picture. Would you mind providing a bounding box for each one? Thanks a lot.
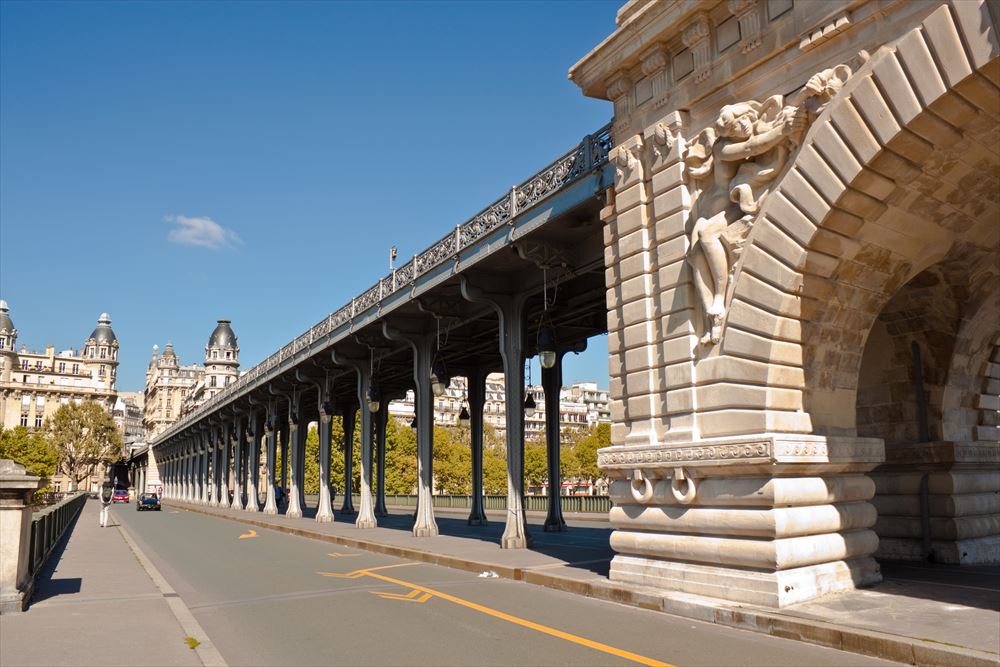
[572,0,1000,605]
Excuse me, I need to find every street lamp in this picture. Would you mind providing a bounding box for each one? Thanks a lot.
[410,415,417,429]
[430,361,448,397]
[458,404,470,423]
[538,326,557,370]
[524,392,537,418]
[366,385,380,413]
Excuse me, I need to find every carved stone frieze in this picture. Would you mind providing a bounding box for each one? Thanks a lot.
[683,62,852,344]
[598,435,884,471]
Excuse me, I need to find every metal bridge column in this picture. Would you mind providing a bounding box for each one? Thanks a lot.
[278,421,288,506]
[263,401,279,515]
[340,400,357,515]
[285,393,305,519]
[231,414,245,510]
[542,352,568,532]
[467,367,488,526]
[221,420,232,508]
[246,408,264,512]
[316,395,335,522]
[459,279,531,549]
[374,404,389,517]
[382,323,439,538]
[199,432,210,505]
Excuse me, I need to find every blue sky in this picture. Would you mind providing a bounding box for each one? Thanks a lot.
[0,0,616,392]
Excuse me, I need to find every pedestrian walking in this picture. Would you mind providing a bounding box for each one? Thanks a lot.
[99,484,113,527]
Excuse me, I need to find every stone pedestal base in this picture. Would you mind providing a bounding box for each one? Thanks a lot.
[0,460,43,614]
[610,555,882,608]
[599,434,885,608]
[871,442,999,565]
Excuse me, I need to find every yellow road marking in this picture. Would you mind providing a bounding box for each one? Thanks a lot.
[238,529,257,539]
[345,567,672,667]
[317,562,417,579]
[372,588,432,603]
[327,551,360,558]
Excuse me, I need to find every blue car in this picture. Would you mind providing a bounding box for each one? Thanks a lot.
[136,493,161,511]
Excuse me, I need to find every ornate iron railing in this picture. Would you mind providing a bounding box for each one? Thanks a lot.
[153,123,612,445]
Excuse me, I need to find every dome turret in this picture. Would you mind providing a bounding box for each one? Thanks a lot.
[204,319,239,396]
[0,300,16,353]
[88,312,117,345]
[207,320,237,349]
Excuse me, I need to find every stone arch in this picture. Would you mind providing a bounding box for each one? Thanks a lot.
[714,1,1000,440]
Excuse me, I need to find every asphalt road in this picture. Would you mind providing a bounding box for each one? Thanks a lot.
[114,504,901,667]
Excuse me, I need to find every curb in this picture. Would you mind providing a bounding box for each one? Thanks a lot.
[116,520,228,667]
[168,502,999,667]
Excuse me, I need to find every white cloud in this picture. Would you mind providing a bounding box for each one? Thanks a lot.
[165,215,241,249]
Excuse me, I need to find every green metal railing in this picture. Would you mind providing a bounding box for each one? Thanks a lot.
[352,494,612,514]
[29,492,87,575]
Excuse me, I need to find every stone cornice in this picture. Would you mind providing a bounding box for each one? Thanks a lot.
[569,0,705,99]
[598,434,885,470]
[880,441,1000,467]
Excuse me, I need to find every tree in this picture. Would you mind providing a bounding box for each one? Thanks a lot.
[0,426,58,487]
[482,423,508,495]
[304,425,320,494]
[45,401,122,491]
[523,439,548,488]
[573,423,610,482]
[433,425,472,495]
[383,417,417,495]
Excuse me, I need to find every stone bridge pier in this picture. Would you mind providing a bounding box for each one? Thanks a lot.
[572,0,999,606]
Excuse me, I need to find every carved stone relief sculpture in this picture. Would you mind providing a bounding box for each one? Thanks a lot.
[684,64,852,344]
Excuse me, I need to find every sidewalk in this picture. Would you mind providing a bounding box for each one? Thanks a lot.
[0,500,209,667]
[173,499,1000,667]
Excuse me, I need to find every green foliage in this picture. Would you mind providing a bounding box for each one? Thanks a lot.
[523,440,548,487]
[304,426,320,494]
[0,426,58,485]
[45,401,122,490]
[432,425,471,494]
[383,416,417,494]
[573,422,610,482]
[482,423,508,495]
[285,415,608,500]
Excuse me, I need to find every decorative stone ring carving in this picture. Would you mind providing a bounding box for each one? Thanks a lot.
[630,470,654,504]
[671,467,696,504]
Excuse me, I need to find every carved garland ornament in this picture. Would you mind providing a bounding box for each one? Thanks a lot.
[684,63,852,344]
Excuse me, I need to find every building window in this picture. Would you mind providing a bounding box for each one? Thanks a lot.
[36,395,44,409]
[58,361,65,373]
[210,376,217,387]
[100,348,106,358]
[72,363,79,374]
[212,350,218,359]
[35,361,42,370]
[53,481,61,492]
[225,376,232,386]
[99,365,106,377]
[21,359,28,370]
[21,395,30,409]
[0,336,5,348]
[34,415,43,428]
[88,346,94,357]
[20,414,29,427]
[225,350,231,359]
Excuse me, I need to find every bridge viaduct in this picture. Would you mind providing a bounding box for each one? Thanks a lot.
[148,0,999,608]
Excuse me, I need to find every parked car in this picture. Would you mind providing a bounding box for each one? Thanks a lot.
[112,488,129,504]
[136,493,161,511]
